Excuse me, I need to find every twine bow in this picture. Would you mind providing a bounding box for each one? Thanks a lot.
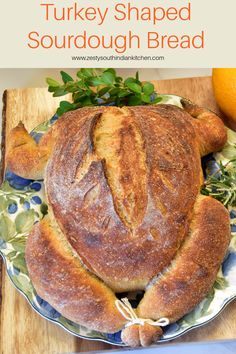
[115,297,169,328]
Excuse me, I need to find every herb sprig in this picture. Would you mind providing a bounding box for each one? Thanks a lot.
[46,68,162,116]
[201,159,236,207]
[47,69,236,207]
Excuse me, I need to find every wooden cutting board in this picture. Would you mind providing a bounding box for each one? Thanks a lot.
[1,77,236,354]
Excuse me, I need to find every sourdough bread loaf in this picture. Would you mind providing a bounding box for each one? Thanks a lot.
[6,103,230,347]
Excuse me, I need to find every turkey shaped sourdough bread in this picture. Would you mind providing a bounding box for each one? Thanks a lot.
[6,100,230,347]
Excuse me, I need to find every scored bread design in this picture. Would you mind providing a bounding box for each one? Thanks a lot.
[6,102,230,347]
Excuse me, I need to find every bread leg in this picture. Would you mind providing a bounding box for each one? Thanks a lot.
[6,122,56,180]
[181,99,227,156]
[121,323,163,347]
[137,195,230,323]
[26,217,165,346]
[25,216,126,333]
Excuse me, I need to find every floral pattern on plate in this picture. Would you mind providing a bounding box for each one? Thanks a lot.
[0,95,235,346]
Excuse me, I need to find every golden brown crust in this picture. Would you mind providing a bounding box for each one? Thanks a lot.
[138,195,230,322]
[6,122,59,179]
[93,107,148,230]
[10,103,230,346]
[139,324,163,347]
[46,105,203,291]
[121,324,162,347]
[121,325,140,347]
[25,216,126,333]
[181,99,227,156]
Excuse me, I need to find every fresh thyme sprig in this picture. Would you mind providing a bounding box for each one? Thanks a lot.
[201,159,236,207]
[46,68,162,116]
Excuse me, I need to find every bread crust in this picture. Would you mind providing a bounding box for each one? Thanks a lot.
[181,99,227,155]
[138,195,230,322]
[121,323,163,347]
[25,216,126,333]
[46,105,203,291]
[6,120,61,179]
[7,103,229,346]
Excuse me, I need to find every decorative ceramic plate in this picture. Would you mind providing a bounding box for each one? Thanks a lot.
[0,95,236,346]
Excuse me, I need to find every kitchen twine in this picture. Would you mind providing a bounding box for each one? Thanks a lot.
[115,297,170,328]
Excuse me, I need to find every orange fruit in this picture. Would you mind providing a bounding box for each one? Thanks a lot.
[212,68,236,129]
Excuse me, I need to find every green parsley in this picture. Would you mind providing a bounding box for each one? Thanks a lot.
[46,68,162,116]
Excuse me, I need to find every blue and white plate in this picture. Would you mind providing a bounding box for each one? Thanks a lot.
[0,95,236,346]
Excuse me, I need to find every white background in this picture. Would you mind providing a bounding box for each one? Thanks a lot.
[0,0,235,67]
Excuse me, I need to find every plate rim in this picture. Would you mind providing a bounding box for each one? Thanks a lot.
[2,248,236,346]
[1,95,235,346]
